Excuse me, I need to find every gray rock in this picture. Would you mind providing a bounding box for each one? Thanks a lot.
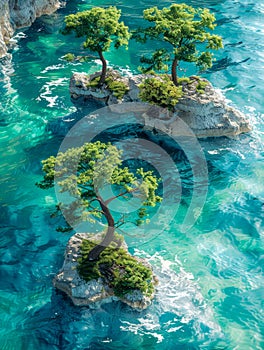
[0,0,60,58]
[70,70,130,105]
[69,72,251,139]
[53,232,157,310]
[70,72,110,102]
[174,77,251,138]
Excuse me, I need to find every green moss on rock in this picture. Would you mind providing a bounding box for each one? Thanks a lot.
[88,76,101,88]
[139,74,209,110]
[178,77,191,84]
[178,76,208,94]
[87,71,129,100]
[105,77,129,100]
[196,79,208,94]
[77,238,154,297]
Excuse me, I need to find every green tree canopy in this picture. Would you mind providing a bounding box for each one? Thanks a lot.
[62,7,130,85]
[37,141,162,261]
[134,4,223,85]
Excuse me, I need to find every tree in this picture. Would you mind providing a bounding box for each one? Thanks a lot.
[37,141,162,261]
[62,7,130,86]
[134,4,223,85]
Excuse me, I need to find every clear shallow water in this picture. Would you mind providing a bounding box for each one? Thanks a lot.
[0,0,264,349]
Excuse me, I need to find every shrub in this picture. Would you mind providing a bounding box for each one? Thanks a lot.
[63,53,75,62]
[77,237,154,297]
[87,72,129,100]
[196,79,208,94]
[88,76,100,88]
[139,76,183,110]
[178,76,208,94]
[105,77,129,100]
[178,77,191,85]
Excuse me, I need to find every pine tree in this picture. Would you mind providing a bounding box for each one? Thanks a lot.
[37,141,162,261]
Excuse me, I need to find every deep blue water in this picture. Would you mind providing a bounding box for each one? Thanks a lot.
[0,0,264,349]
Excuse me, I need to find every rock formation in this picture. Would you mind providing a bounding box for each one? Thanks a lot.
[0,0,61,58]
[173,76,251,138]
[69,71,251,139]
[69,70,140,105]
[54,233,157,310]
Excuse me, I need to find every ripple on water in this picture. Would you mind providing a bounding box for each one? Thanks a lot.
[0,0,264,349]
[11,253,225,350]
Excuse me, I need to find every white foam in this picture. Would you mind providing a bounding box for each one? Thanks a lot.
[125,251,223,341]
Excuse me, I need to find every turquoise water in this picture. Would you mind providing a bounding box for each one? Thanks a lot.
[0,0,264,349]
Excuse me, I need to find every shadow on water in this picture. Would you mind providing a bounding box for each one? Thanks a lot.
[208,57,250,73]
[46,100,104,137]
[22,285,224,350]
[22,291,163,350]
[216,16,240,26]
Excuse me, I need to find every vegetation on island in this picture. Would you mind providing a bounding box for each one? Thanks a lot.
[63,52,91,63]
[78,236,154,297]
[138,75,209,109]
[139,75,183,111]
[37,3,223,297]
[62,4,223,109]
[134,4,222,109]
[62,7,130,86]
[88,71,129,100]
[194,77,208,94]
[63,52,75,62]
[134,3,223,86]
[36,141,162,261]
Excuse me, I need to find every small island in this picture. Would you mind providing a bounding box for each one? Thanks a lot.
[38,3,251,309]
[53,232,158,310]
[64,4,251,138]
[37,141,161,309]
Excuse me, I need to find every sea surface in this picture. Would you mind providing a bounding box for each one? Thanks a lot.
[0,0,263,349]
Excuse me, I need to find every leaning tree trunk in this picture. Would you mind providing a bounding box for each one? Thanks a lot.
[172,57,178,86]
[88,198,115,261]
[98,50,107,86]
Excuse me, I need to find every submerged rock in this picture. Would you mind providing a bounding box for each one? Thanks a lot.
[54,233,157,310]
[70,71,251,139]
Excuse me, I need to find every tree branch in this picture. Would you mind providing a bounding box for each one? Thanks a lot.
[90,197,101,205]
[115,214,126,228]
[105,187,139,205]
[87,205,104,215]
[78,184,93,191]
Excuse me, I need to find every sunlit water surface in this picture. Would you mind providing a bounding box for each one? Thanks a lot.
[0,0,263,349]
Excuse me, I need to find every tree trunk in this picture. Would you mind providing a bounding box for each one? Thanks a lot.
[172,57,178,86]
[88,198,115,261]
[98,50,107,86]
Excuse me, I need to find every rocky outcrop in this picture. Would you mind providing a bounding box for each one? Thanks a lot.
[69,71,251,139]
[0,0,61,58]
[70,70,140,105]
[70,72,113,103]
[174,77,251,138]
[54,233,157,310]
[0,2,13,57]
